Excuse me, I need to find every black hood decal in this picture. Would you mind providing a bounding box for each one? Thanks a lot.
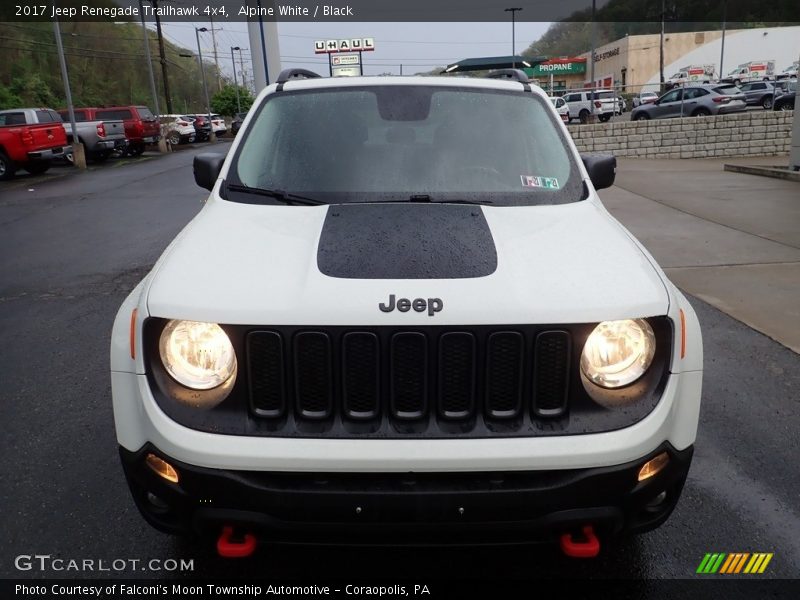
[317,203,498,279]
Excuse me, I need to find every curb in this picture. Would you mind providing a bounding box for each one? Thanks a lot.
[723,163,800,182]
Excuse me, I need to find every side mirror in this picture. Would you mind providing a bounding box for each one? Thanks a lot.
[581,153,616,190]
[193,153,225,191]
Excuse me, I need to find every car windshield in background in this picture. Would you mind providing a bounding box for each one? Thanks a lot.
[230,86,582,206]
[137,107,155,120]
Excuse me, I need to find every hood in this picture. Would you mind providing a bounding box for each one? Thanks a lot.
[146,197,669,325]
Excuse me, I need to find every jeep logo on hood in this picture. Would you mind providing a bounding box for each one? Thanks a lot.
[379,294,443,316]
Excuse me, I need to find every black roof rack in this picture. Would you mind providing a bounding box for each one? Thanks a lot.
[275,68,321,91]
[486,69,531,92]
[486,69,530,83]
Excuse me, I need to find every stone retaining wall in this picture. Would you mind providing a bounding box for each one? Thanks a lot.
[567,110,794,159]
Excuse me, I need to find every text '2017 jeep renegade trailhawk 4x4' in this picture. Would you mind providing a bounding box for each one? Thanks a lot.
[111,69,702,557]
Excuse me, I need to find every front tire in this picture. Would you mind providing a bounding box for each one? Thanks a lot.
[761,96,773,109]
[168,132,181,146]
[579,109,590,124]
[598,114,612,122]
[0,152,16,180]
[633,112,650,121]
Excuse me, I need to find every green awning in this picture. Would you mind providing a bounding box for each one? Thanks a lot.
[442,56,547,74]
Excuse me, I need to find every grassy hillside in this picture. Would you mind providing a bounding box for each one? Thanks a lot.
[0,20,226,112]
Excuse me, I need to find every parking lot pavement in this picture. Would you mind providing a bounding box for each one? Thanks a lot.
[1,144,799,588]
[601,156,800,353]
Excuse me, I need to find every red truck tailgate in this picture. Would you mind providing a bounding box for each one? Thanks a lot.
[0,122,67,160]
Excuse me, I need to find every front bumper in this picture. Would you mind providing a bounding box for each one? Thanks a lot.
[121,442,692,544]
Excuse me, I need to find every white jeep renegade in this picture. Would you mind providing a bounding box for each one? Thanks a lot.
[110,69,702,556]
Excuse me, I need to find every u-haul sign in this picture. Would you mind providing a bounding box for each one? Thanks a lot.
[314,38,375,54]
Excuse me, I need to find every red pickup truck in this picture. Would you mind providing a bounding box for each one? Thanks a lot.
[81,106,159,157]
[0,111,69,180]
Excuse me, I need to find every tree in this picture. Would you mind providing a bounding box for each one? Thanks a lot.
[210,85,254,117]
[0,84,22,110]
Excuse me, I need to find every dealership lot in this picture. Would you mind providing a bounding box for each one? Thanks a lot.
[0,144,798,582]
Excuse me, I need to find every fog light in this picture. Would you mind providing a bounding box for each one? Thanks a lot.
[646,491,668,508]
[638,452,669,482]
[145,453,179,483]
[146,492,169,510]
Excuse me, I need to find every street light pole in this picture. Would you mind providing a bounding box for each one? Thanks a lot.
[659,0,665,92]
[504,8,522,69]
[53,18,85,169]
[195,27,216,143]
[231,46,241,114]
[719,0,727,81]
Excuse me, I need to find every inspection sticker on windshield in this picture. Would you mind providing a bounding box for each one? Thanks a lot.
[521,175,559,189]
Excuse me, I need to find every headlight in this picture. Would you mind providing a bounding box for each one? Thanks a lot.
[159,320,237,390]
[580,319,655,389]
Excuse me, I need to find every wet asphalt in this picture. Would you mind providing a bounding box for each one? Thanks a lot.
[0,145,798,593]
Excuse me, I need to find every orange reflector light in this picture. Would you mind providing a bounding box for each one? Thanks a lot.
[129,308,138,360]
[638,452,669,482]
[145,453,179,484]
[679,309,686,359]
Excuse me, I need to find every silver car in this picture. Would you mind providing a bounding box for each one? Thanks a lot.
[630,84,746,120]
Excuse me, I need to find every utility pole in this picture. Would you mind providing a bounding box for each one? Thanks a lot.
[504,8,522,69]
[210,15,222,91]
[147,0,173,114]
[138,0,167,152]
[231,46,241,113]
[53,18,85,169]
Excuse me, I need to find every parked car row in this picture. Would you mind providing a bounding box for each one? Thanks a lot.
[1,104,230,181]
[161,113,228,146]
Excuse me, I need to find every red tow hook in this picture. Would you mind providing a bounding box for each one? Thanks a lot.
[216,526,257,558]
[560,525,600,558]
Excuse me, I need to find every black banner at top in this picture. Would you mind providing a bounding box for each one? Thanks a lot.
[2,0,800,23]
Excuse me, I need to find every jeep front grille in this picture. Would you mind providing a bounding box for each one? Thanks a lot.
[246,326,573,437]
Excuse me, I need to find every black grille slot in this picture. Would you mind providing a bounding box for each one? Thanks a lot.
[294,332,333,419]
[485,332,524,419]
[247,331,285,417]
[438,332,476,419]
[390,332,428,420]
[342,332,380,420]
[533,331,571,417]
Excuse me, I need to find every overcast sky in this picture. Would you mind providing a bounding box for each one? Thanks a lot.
[158,21,552,82]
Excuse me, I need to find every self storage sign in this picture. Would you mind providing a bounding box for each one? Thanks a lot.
[315,38,375,53]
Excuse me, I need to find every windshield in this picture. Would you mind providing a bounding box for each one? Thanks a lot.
[230,86,583,206]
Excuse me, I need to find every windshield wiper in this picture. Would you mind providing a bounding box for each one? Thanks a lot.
[405,194,493,205]
[225,183,326,206]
